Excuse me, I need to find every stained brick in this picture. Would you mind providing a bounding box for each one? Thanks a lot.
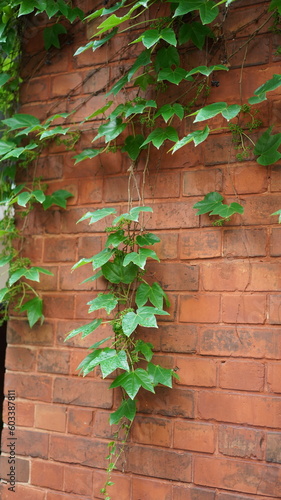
[266,432,281,463]
[223,228,267,257]
[1,428,48,459]
[7,320,54,345]
[202,261,250,291]
[173,485,216,500]
[132,477,172,499]
[37,348,70,374]
[160,324,198,353]
[0,456,29,482]
[64,465,93,496]
[44,237,77,262]
[68,407,94,436]
[179,295,220,323]
[174,421,215,453]
[5,346,36,371]
[219,360,264,391]
[43,294,75,319]
[267,363,281,393]
[147,262,199,291]
[49,435,107,467]
[137,386,194,418]
[0,484,46,500]
[222,294,266,324]
[269,294,281,324]
[132,416,172,447]
[176,356,217,387]
[180,229,221,259]
[4,373,52,402]
[93,470,131,499]
[218,425,264,459]
[183,169,222,196]
[31,460,64,489]
[35,404,67,432]
[53,377,112,408]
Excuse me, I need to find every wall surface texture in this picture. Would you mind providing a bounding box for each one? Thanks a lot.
[1,0,281,499]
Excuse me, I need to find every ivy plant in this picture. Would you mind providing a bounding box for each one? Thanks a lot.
[193,192,244,225]
[65,205,178,498]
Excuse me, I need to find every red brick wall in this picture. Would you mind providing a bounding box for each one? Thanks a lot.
[1,1,281,499]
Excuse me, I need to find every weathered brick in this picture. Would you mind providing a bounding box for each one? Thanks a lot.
[128,445,192,482]
[153,232,179,260]
[219,360,265,391]
[64,465,93,496]
[43,294,75,319]
[202,261,250,291]
[4,373,52,402]
[179,295,220,323]
[147,262,199,291]
[68,407,94,436]
[180,229,221,259]
[174,421,215,453]
[160,324,198,353]
[266,432,281,464]
[173,485,216,500]
[49,434,107,467]
[5,346,36,371]
[51,72,83,97]
[78,177,103,204]
[198,391,281,428]
[44,237,77,262]
[269,294,281,324]
[267,362,281,393]
[218,425,264,459]
[7,319,54,346]
[132,416,172,447]
[222,294,266,324]
[143,171,180,199]
[1,428,48,459]
[53,376,112,408]
[37,348,70,374]
[77,235,102,259]
[200,326,281,359]
[176,356,217,387]
[137,386,194,418]
[35,403,67,432]
[31,460,64,489]
[183,169,222,196]
[132,477,172,500]
[249,262,281,291]
[146,201,199,229]
[223,228,267,257]
[0,484,46,500]
[93,470,131,499]
[0,456,29,482]
[194,456,281,496]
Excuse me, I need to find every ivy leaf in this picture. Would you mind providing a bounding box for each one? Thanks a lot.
[17,191,32,207]
[81,270,103,284]
[149,282,169,309]
[122,135,145,161]
[134,340,154,362]
[127,49,151,80]
[193,191,224,215]
[161,27,177,46]
[92,248,115,270]
[20,297,43,328]
[158,67,187,85]
[87,293,118,314]
[249,74,281,104]
[174,0,204,17]
[2,114,40,131]
[105,230,125,248]
[210,202,244,218]
[0,73,10,87]
[18,0,41,16]
[109,398,136,425]
[142,127,179,149]
[110,368,155,399]
[134,73,155,90]
[100,350,130,378]
[155,46,180,71]
[102,255,139,284]
[77,207,117,224]
[221,104,241,121]
[42,190,73,210]
[0,288,9,302]
[74,29,118,55]
[9,266,53,286]
[83,102,113,121]
[112,206,153,225]
[95,13,130,36]
[73,149,101,164]
[124,100,156,118]
[136,232,160,246]
[155,103,184,122]
[186,64,228,77]
[141,29,160,48]
[39,126,70,139]
[136,283,151,307]
[43,24,67,50]
[199,1,219,23]
[179,22,214,49]
[122,306,169,336]
[193,102,227,122]
[0,255,12,267]
[254,127,281,165]
[147,362,174,388]
[171,126,210,152]
[65,319,102,341]
[94,117,127,142]
[123,248,159,270]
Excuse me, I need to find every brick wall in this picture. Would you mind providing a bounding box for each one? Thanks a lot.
[1,1,281,499]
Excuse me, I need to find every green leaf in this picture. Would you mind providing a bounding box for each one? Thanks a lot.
[172,126,210,152]
[0,73,10,87]
[73,149,101,164]
[142,127,179,149]
[20,297,43,328]
[149,282,168,309]
[174,0,204,17]
[122,306,168,336]
[42,190,73,210]
[77,207,116,224]
[134,340,154,362]
[251,74,281,100]
[109,399,136,425]
[123,248,159,270]
[134,73,155,90]
[124,100,156,118]
[158,67,187,85]
[122,311,139,336]
[81,270,103,284]
[95,13,130,37]
[136,233,160,246]
[186,64,228,77]
[32,190,46,203]
[147,362,174,388]
[210,201,244,217]
[74,29,118,55]
[43,24,67,50]
[254,127,281,165]
[127,49,152,81]
[105,230,125,248]
[83,101,113,121]
[199,1,219,23]
[65,319,102,341]
[193,191,224,215]
[136,283,151,307]
[94,117,127,143]
[110,368,155,399]
[112,206,153,225]
[87,293,118,314]
[0,287,9,302]
[100,350,130,378]
[9,266,53,286]
[179,21,214,49]
[193,102,227,122]
[2,114,40,131]
[17,191,32,207]
[92,248,114,270]
[0,255,12,267]
[271,208,281,223]
[155,46,180,71]
[221,104,241,121]
[141,29,160,48]
[122,135,145,161]
[160,27,177,46]
[102,255,139,284]
[39,126,70,139]
[155,103,185,122]
[18,0,41,16]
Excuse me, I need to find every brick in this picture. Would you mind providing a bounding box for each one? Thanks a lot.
[78,177,103,204]
[132,477,172,499]
[44,237,77,262]
[46,492,85,500]
[173,485,215,500]
[202,134,238,165]
[143,171,180,199]
[43,294,75,319]
[51,72,83,97]
[5,346,36,371]
[131,416,172,447]
[59,263,97,291]
[202,261,250,291]
[222,294,266,324]
[227,36,270,68]
[179,295,220,323]
[37,348,70,374]
[160,324,198,353]
[270,227,281,256]
[83,66,110,94]
[20,76,50,103]
[64,465,93,496]
[49,435,107,467]
[147,262,199,291]
[92,410,117,439]
[249,262,281,291]
[31,460,64,489]
[267,363,281,393]
[180,229,221,259]
[200,326,281,359]
[223,228,267,257]
[224,164,268,195]
[11,401,34,427]
[128,445,192,482]
[270,164,281,192]
[137,386,194,418]
[269,295,281,324]
[224,3,273,36]
[194,456,281,497]
[183,169,222,196]
[78,235,102,259]
[0,456,29,482]
[36,155,64,180]
[217,493,274,500]
[57,320,112,348]
[93,470,131,499]
[104,175,140,202]
[220,360,265,391]
[1,428,48,459]
[198,391,281,428]
[0,484,46,500]
[68,407,94,436]
[176,356,217,387]
[53,376,112,408]
[4,373,52,402]
[146,201,199,229]
[35,404,67,432]
[241,193,281,225]
[7,320,54,345]
[20,236,43,260]
[266,432,281,463]
[174,421,215,453]
[218,425,264,459]
[153,232,179,260]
